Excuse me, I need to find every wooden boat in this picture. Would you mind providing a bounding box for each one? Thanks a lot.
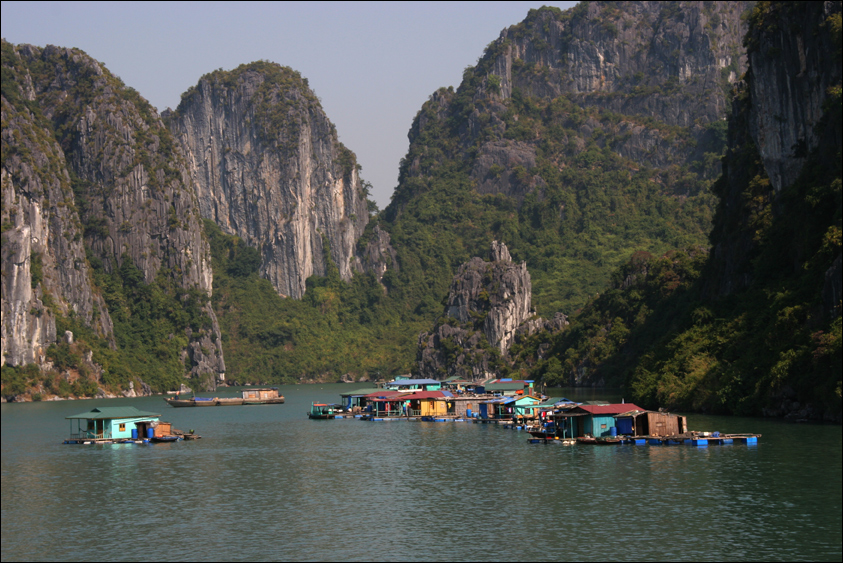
[192,397,219,406]
[241,388,285,405]
[308,403,342,419]
[577,436,624,445]
[216,397,245,406]
[164,398,198,407]
[150,434,181,442]
[164,388,283,407]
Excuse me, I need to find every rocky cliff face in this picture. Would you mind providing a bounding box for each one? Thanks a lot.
[491,1,750,126]
[707,1,842,297]
[1,41,224,390]
[416,241,565,380]
[168,62,370,299]
[744,2,842,193]
[398,1,752,203]
[2,43,112,368]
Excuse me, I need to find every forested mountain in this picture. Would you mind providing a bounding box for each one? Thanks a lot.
[1,40,225,396]
[2,2,839,422]
[191,1,755,385]
[536,1,841,420]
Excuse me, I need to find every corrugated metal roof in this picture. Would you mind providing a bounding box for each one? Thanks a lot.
[480,397,516,404]
[364,390,404,398]
[66,407,160,419]
[485,382,531,391]
[339,388,381,396]
[613,409,649,418]
[573,403,645,415]
[387,379,440,386]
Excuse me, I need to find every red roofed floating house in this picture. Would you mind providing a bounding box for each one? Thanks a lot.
[552,403,687,438]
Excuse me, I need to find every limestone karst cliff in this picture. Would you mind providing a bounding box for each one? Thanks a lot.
[1,83,112,367]
[535,1,841,420]
[168,62,371,299]
[1,40,224,395]
[396,1,751,205]
[707,0,842,297]
[416,241,566,380]
[365,1,753,334]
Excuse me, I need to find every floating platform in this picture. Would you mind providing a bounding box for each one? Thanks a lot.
[637,433,760,446]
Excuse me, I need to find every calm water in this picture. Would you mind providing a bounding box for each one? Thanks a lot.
[1,385,840,562]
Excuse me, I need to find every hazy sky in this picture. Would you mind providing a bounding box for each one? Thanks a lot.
[2,1,578,209]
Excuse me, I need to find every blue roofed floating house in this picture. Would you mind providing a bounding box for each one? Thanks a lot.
[385,378,441,391]
[64,407,181,444]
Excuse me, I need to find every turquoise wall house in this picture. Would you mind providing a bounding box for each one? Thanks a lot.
[66,407,161,440]
[555,404,645,437]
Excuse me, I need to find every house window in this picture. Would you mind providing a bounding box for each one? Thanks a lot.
[119,423,126,432]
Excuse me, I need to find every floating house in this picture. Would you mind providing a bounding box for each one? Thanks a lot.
[404,390,454,417]
[440,377,474,393]
[339,388,382,411]
[446,396,487,418]
[479,395,542,420]
[553,403,645,438]
[512,397,573,420]
[65,407,163,443]
[368,395,408,419]
[614,409,687,437]
[385,378,442,391]
[483,379,535,396]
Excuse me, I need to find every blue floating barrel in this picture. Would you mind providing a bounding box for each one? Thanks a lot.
[466,408,472,418]
[147,427,154,439]
[609,426,618,437]
[131,428,138,440]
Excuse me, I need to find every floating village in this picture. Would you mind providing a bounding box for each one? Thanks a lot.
[307,377,760,446]
[63,378,759,446]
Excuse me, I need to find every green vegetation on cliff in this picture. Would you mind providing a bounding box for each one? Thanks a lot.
[533,2,842,419]
[204,220,419,382]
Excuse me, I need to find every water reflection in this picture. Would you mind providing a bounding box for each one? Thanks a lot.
[2,386,840,561]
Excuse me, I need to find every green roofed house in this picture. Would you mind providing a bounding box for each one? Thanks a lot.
[65,407,162,443]
[484,379,534,396]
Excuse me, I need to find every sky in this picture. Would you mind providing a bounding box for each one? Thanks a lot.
[1,1,578,209]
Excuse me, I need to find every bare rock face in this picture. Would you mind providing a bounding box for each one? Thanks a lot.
[353,225,399,288]
[489,2,751,127]
[1,45,112,367]
[744,2,842,192]
[417,241,557,380]
[707,2,842,297]
[168,62,370,299]
[401,2,752,206]
[1,41,224,388]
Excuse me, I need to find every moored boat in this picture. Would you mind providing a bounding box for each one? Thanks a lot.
[164,388,284,407]
[241,387,285,405]
[308,403,342,419]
